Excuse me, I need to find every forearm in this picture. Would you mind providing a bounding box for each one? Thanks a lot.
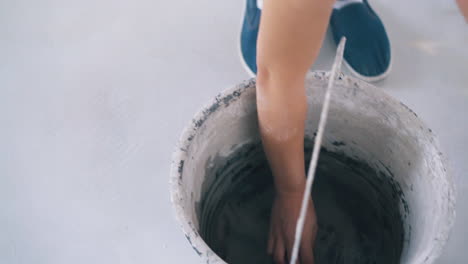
[256,0,334,195]
[257,77,308,195]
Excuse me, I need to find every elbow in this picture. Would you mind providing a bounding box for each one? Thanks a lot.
[256,61,307,96]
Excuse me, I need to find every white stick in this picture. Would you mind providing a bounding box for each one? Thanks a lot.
[289,37,346,264]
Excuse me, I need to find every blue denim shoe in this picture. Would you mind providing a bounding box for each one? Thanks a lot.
[240,0,261,76]
[330,0,392,82]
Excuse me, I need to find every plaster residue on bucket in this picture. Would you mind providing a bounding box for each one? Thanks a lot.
[197,140,405,264]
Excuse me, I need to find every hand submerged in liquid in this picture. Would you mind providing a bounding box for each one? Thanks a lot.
[268,192,318,264]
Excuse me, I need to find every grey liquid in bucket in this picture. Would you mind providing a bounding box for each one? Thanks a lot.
[170,72,455,264]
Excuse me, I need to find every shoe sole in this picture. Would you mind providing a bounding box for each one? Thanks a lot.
[343,56,393,83]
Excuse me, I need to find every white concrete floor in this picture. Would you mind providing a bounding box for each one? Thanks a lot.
[0,0,467,263]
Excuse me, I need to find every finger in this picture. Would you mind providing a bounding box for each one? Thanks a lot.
[299,244,314,264]
[300,251,315,264]
[285,238,294,264]
[273,236,286,264]
[299,227,316,264]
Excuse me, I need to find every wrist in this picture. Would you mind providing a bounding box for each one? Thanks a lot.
[274,179,307,198]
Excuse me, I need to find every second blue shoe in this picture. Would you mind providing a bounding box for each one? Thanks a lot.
[330,0,392,82]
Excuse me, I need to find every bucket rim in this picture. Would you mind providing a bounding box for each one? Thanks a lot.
[169,71,456,263]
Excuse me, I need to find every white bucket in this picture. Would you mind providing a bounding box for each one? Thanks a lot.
[170,72,455,264]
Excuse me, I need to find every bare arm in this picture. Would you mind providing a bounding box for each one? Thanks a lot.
[256,0,334,263]
[257,0,333,197]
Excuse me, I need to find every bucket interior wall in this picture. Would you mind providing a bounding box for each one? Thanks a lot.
[197,140,405,263]
[177,74,453,264]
